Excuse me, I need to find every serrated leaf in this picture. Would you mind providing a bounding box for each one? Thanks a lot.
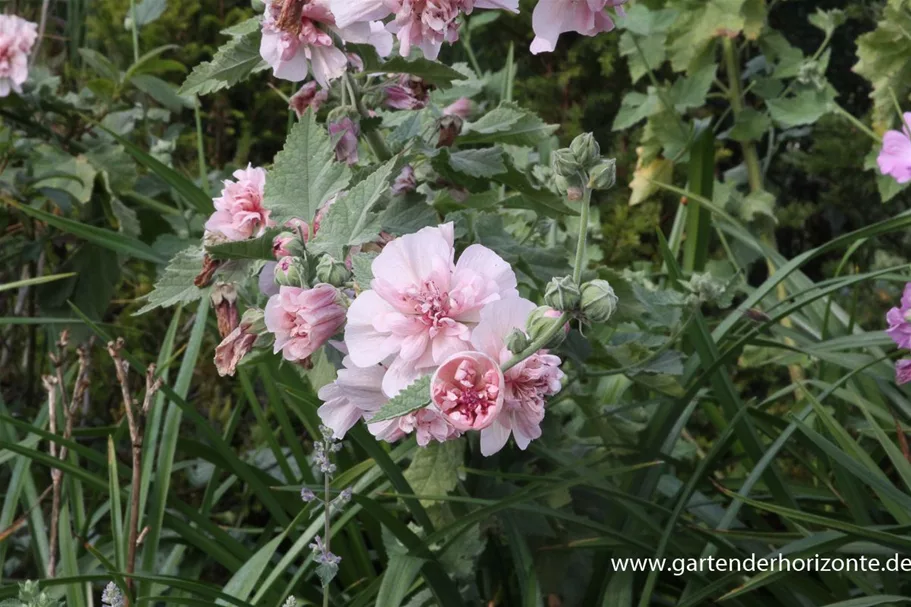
[460,102,558,147]
[351,43,466,88]
[135,246,206,314]
[854,4,911,132]
[206,228,282,260]
[669,65,716,110]
[766,89,831,128]
[613,90,662,131]
[179,30,267,96]
[350,252,377,288]
[808,8,845,37]
[370,376,432,423]
[382,195,439,235]
[666,0,746,72]
[403,439,464,506]
[728,107,770,141]
[126,0,167,27]
[447,147,506,178]
[265,110,351,225]
[308,158,399,258]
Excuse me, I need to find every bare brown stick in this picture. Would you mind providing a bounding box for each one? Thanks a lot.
[0,485,52,544]
[107,338,160,603]
[42,374,60,578]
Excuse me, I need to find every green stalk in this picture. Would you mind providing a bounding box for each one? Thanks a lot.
[323,470,331,607]
[128,0,140,64]
[721,38,761,193]
[345,72,392,162]
[194,99,210,197]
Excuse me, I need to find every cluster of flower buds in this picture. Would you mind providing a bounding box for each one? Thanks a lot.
[543,276,618,326]
[552,133,617,199]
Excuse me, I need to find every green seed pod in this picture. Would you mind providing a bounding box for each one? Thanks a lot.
[551,148,582,178]
[315,255,351,287]
[526,306,567,349]
[544,276,581,312]
[505,328,530,354]
[570,132,600,170]
[274,256,309,288]
[580,279,619,323]
[588,159,616,191]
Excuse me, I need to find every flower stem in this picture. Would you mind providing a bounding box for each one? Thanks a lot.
[322,469,330,607]
[344,72,392,162]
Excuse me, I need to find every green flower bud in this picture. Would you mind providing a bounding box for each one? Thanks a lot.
[272,231,307,258]
[505,328,529,354]
[240,307,266,333]
[544,276,581,312]
[274,256,309,288]
[552,148,582,178]
[570,132,601,169]
[526,306,568,349]
[315,255,351,287]
[588,159,616,191]
[580,279,619,323]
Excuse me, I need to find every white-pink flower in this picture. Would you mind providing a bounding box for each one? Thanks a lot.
[330,0,518,60]
[344,222,519,395]
[318,356,389,438]
[469,298,564,455]
[878,112,911,184]
[443,97,473,119]
[0,15,37,97]
[265,284,347,362]
[529,0,618,55]
[431,350,503,431]
[369,405,459,446]
[204,165,271,241]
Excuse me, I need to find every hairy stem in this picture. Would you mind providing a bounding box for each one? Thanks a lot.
[345,72,392,162]
[322,470,331,607]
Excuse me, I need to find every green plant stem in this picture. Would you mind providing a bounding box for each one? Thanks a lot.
[323,470,330,607]
[128,0,140,64]
[721,38,762,194]
[194,99,209,197]
[345,72,392,162]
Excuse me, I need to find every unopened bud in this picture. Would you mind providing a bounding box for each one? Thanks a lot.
[580,279,618,323]
[551,148,582,178]
[273,231,307,259]
[505,328,529,353]
[570,132,600,169]
[526,306,568,349]
[274,256,308,288]
[588,159,616,191]
[544,276,581,312]
[315,255,351,287]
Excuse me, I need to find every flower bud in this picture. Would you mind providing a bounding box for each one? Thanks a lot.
[505,328,529,353]
[580,279,619,323]
[551,148,582,178]
[570,132,600,169]
[274,256,308,288]
[588,159,616,191]
[544,276,581,312]
[526,306,568,349]
[315,255,351,287]
[273,231,307,259]
[240,307,266,333]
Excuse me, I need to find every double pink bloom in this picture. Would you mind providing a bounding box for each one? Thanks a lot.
[265,284,347,362]
[205,165,272,241]
[0,15,37,97]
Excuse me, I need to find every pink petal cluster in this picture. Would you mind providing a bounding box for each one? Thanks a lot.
[265,284,347,362]
[260,0,392,86]
[290,81,329,117]
[530,0,621,55]
[385,74,430,110]
[0,15,37,97]
[329,117,360,165]
[205,165,272,241]
[888,283,911,386]
[330,0,518,60]
[877,113,911,184]
[431,351,503,431]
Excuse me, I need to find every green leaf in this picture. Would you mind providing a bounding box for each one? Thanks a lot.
[446,147,506,178]
[78,48,120,82]
[808,8,845,38]
[666,0,746,72]
[206,228,282,260]
[0,273,76,294]
[178,30,267,96]
[349,252,377,288]
[403,439,464,506]
[460,102,558,147]
[669,65,717,110]
[854,4,911,132]
[376,556,426,607]
[728,107,770,142]
[382,195,439,235]
[308,158,399,258]
[264,109,351,225]
[352,44,466,88]
[221,16,261,37]
[619,31,667,84]
[131,74,193,112]
[766,89,831,128]
[370,376,432,423]
[135,246,206,314]
[126,0,167,27]
[612,90,662,131]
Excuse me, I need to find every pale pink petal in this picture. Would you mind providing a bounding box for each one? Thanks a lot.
[329,0,391,27]
[480,419,511,456]
[345,290,401,367]
[470,298,536,359]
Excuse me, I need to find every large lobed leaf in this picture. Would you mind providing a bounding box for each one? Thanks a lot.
[135,245,206,314]
[179,30,267,97]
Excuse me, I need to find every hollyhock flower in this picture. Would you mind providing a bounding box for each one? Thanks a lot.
[265,284,347,362]
[214,311,263,376]
[443,97,473,119]
[345,222,518,395]
[529,0,619,55]
[318,356,389,438]
[898,360,911,385]
[887,283,911,350]
[204,165,271,241]
[329,117,360,164]
[392,165,416,194]
[469,298,564,455]
[431,351,504,431]
[878,113,911,184]
[369,406,459,446]
[273,218,311,258]
[331,0,519,60]
[290,81,329,117]
[0,15,37,97]
[385,75,430,110]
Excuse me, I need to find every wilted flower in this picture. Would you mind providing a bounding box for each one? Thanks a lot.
[329,117,360,165]
[443,96,473,119]
[431,351,504,431]
[265,284,347,362]
[898,360,911,385]
[385,74,430,110]
[877,113,911,184]
[204,165,271,241]
[392,165,416,195]
[290,81,329,117]
[530,0,620,55]
[0,15,37,97]
[214,309,264,377]
[210,282,240,338]
[886,283,911,350]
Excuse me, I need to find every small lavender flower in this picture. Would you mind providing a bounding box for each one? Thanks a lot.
[338,487,352,503]
[101,582,125,607]
[282,596,298,607]
[300,487,316,502]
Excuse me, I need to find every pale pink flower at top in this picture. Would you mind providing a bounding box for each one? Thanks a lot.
[443,97,473,119]
[265,284,347,362]
[431,350,504,431]
[529,0,619,55]
[329,117,360,165]
[205,165,271,241]
[290,81,329,117]
[318,356,389,438]
[470,298,564,455]
[330,0,518,60]
[897,360,911,385]
[0,15,37,97]
[887,283,911,350]
[878,113,911,184]
[345,222,519,395]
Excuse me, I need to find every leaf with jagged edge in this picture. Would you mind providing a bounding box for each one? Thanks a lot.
[369,376,432,423]
[460,102,558,147]
[179,30,267,96]
[854,3,911,133]
[135,246,205,315]
[403,439,464,506]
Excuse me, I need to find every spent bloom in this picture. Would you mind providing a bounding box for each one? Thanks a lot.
[886,283,911,350]
[0,15,37,97]
[214,309,264,377]
[265,284,347,362]
[329,117,360,165]
[877,113,911,184]
[392,165,417,195]
[204,164,271,241]
[344,222,518,395]
[290,81,329,117]
[530,0,621,55]
[431,351,504,431]
[897,360,911,385]
[385,74,430,110]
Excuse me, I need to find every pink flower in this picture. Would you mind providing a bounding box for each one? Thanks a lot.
[204,165,271,241]
[443,97,473,119]
[469,298,564,455]
[290,81,329,117]
[345,222,518,395]
[385,74,429,110]
[529,0,618,55]
[878,113,911,184]
[369,406,459,446]
[431,350,503,431]
[318,356,389,438]
[898,360,911,385]
[272,218,311,258]
[329,117,360,165]
[330,0,518,60]
[887,283,911,350]
[214,311,263,377]
[265,284,347,362]
[0,15,37,97]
